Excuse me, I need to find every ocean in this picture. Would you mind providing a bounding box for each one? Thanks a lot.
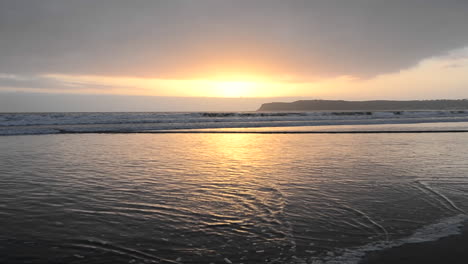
[1,111,468,263]
[1,110,468,135]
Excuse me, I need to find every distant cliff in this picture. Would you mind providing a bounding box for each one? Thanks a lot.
[258,100,468,111]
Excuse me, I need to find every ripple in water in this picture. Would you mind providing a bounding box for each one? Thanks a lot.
[1,131,468,263]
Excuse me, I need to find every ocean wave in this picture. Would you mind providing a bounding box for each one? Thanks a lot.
[1,111,467,127]
[309,214,468,264]
[2,111,468,135]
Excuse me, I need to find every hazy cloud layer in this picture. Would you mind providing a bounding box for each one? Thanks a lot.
[0,74,116,90]
[0,92,302,112]
[2,0,468,80]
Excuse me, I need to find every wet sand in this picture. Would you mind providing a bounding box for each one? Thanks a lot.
[360,223,468,264]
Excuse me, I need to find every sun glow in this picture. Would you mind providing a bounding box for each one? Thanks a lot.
[211,81,259,97]
[43,73,300,98]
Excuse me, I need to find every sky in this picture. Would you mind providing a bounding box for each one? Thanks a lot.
[1,0,468,111]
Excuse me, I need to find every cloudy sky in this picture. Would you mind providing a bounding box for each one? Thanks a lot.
[1,0,468,111]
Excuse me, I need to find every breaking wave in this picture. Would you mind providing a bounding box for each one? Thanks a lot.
[2,110,468,135]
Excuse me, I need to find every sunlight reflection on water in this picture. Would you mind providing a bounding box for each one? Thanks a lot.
[1,132,468,263]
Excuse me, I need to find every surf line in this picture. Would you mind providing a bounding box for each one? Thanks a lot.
[55,130,468,134]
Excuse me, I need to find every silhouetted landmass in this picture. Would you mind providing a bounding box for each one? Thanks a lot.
[258,100,468,111]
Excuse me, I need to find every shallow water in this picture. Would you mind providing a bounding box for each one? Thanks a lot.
[1,130,468,263]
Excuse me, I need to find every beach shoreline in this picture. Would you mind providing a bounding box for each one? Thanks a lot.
[360,222,468,264]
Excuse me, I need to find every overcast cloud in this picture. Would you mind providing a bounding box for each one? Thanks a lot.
[1,0,468,80]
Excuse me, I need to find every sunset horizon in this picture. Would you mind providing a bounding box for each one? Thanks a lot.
[2,1,468,264]
[2,1,468,111]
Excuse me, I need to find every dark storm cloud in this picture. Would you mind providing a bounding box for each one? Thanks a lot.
[1,0,468,79]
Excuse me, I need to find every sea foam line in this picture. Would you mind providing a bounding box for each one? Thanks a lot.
[309,214,468,264]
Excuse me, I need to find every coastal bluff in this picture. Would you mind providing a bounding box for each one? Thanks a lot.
[258,100,468,111]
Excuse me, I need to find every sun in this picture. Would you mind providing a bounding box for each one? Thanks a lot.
[213,81,258,97]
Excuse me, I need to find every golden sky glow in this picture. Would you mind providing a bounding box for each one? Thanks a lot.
[210,81,259,97]
[42,73,303,98]
[2,0,468,110]
[1,47,466,101]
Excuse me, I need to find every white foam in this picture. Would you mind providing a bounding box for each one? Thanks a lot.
[2,111,468,135]
[309,214,468,264]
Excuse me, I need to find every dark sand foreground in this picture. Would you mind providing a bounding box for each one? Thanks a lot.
[360,223,468,264]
